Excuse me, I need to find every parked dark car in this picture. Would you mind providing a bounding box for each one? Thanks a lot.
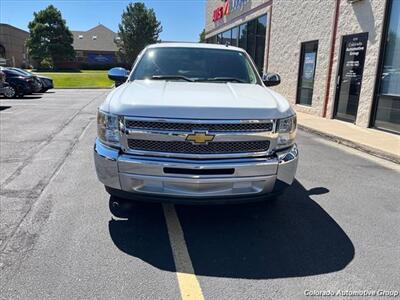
[0,70,11,97]
[6,68,53,93]
[36,75,54,92]
[1,69,34,98]
[8,68,43,93]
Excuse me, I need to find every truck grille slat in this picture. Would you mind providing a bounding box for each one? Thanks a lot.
[128,139,270,154]
[125,120,273,132]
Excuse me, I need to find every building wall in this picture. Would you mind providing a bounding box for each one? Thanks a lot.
[0,24,29,67]
[267,0,387,127]
[268,0,337,117]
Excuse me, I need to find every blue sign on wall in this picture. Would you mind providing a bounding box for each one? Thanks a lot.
[87,53,115,64]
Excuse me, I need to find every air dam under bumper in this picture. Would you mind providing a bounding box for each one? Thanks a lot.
[94,139,298,202]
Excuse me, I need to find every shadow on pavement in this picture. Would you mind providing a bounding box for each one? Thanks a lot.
[0,106,11,111]
[22,95,43,99]
[108,202,176,272]
[109,180,354,279]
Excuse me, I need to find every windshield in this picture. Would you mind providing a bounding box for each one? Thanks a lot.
[3,69,25,77]
[11,68,32,76]
[130,47,260,84]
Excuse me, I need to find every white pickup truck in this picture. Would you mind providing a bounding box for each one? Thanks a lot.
[94,43,298,209]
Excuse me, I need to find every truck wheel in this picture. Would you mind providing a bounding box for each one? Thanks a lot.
[3,86,16,98]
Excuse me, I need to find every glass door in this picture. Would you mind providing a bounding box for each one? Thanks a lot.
[296,41,318,106]
[334,33,369,123]
[372,0,400,134]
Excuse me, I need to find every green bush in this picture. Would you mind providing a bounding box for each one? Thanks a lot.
[40,57,54,70]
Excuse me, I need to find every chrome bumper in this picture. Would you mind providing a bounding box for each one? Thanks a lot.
[94,139,298,200]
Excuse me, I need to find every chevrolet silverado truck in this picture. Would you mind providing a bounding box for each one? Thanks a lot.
[94,43,298,210]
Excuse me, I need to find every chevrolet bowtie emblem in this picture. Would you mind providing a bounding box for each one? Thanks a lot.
[186,131,215,145]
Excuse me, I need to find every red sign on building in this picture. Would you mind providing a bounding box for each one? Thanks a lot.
[212,0,230,22]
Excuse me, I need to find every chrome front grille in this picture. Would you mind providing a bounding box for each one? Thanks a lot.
[125,120,273,132]
[127,139,270,154]
[122,117,276,158]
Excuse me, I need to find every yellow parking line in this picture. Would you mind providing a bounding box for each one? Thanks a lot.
[163,204,205,300]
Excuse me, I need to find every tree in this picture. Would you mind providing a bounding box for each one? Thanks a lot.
[27,5,75,68]
[199,29,206,43]
[116,2,162,66]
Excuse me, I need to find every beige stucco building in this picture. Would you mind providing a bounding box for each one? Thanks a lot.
[205,0,400,134]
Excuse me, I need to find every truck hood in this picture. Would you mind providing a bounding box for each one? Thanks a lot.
[102,80,294,120]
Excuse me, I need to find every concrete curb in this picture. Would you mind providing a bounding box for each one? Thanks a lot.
[298,124,400,165]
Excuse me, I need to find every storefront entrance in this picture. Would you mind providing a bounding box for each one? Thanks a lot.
[334,33,368,123]
[372,0,400,134]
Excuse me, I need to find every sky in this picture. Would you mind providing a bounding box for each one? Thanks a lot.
[0,0,206,42]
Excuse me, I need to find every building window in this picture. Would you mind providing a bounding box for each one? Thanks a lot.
[239,23,247,49]
[231,27,239,47]
[217,33,223,44]
[222,30,231,45]
[206,35,217,44]
[297,41,318,106]
[247,19,257,59]
[373,0,400,133]
[207,14,267,73]
[0,44,5,58]
[255,15,267,73]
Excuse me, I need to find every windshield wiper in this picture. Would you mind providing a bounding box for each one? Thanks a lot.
[151,75,194,82]
[198,77,247,83]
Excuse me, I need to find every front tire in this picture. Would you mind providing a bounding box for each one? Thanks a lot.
[3,85,17,98]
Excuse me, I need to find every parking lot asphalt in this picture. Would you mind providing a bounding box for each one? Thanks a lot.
[1,90,399,299]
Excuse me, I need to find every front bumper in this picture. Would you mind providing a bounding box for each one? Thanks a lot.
[39,78,53,89]
[47,80,54,89]
[94,139,298,202]
[21,83,33,94]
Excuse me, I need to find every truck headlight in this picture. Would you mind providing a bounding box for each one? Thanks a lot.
[97,110,120,147]
[276,115,297,149]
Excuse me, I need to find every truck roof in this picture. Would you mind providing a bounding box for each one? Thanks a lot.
[146,42,245,52]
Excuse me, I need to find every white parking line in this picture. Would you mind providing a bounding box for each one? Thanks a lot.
[163,204,205,300]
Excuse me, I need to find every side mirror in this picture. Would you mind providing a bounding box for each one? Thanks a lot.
[108,67,129,86]
[262,72,281,87]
